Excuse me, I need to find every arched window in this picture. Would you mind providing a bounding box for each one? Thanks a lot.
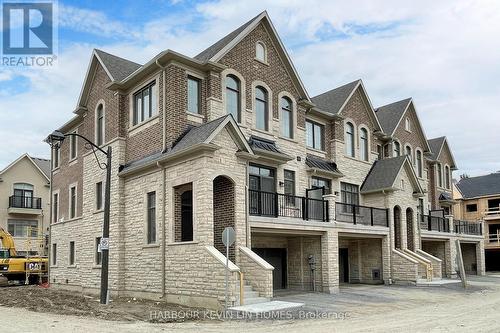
[345,122,355,157]
[360,128,368,161]
[393,141,401,157]
[225,75,241,122]
[416,150,423,178]
[255,86,268,131]
[445,166,451,189]
[280,97,293,138]
[96,104,104,146]
[405,145,412,163]
[256,42,266,62]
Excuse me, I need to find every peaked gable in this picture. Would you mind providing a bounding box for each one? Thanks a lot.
[195,11,309,100]
[0,154,50,181]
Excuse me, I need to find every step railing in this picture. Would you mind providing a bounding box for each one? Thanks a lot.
[335,202,389,227]
[248,189,329,222]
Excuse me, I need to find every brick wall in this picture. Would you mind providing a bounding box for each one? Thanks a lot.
[213,176,235,261]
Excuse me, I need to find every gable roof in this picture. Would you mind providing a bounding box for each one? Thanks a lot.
[311,80,360,116]
[456,172,500,199]
[427,136,457,169]
[94,49,142,82]
[375,98,412,135]
[0,154,50,181]
[361,156,423,195]
[194,11,310,100]
[311,79,383,132]
[120,115,253,175]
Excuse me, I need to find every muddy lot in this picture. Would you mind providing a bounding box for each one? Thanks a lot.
[1,275,500,332]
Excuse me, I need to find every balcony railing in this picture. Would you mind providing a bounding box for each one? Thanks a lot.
[335,203,389,227]
[454,220,482,236]
[488,232,500,244]
[8,195,42,209]
[248,189,329,222]
[485,207,500,218]
[419,214,450,233]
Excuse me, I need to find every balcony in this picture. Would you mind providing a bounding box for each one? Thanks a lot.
[335,203,389,227]
[419,214,450,233]
[487,231,500,247]
[484,207,500,220]
[248,189,329,222]
[453,220,482,236]
[8,195,42,215]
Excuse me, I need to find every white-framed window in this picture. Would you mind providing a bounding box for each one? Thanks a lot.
[187,76,201,114]
[393,141,401,157]
[95,103,105,146]
[405,117,411,132]
[69,184,77,219]
[345,122,355,157]
[306,120,324,151]
[52,145,60,169]
[360,128,369,161]
[69,130,77,160]
[280,96,293,139]
[133,81,157,126]
[255,41,267,62]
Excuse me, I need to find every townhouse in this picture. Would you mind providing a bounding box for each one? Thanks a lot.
[454,173,500,272]
[0,154,50,256]
[48,11,485,309]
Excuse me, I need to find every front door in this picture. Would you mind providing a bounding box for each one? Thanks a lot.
[253,248,287,290]
[339,248,349,283]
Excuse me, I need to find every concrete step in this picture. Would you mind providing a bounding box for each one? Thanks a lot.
[243,296,270,305]
[229,300,304,316]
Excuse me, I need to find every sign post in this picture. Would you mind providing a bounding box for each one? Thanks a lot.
[222,227,236,312]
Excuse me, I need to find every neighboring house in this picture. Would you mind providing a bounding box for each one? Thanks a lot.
[49,11,485,309]
[0,154,50,256]
[454,173,500,271]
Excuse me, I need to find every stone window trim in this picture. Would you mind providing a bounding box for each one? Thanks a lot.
[128,73,160,132]
[444,164,451,190]
[51,243,57,267]
[69,128,78,162]
[52,144,61,170]
[68,182,78,220]
[144,190,158,245]
[221,68,246,126]
[52,189,60,223]
[255,40,268,64]
[171,181,197,243]
[344,118,356,158]
[94,235,102,268]
[405,117,412,132]
[404,143,413,163]
[358,124,370,162]
[393,139,402,157]
[436,163,444,188]
[251,80,273,133]
[68,240,76,267]
[277,91,297,141]
[186,71,204,115]
[94,100,106,147]
[95,180,104,212]
[415,148,424,179]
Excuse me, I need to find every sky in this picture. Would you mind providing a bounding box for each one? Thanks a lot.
[0,0,499,177]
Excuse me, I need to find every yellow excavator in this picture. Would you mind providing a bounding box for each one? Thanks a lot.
[0,227,48,286]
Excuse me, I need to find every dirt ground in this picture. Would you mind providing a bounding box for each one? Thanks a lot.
[2,275,500,333]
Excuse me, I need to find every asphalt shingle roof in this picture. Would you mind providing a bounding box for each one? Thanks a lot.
[311,80,360,115]
[456,173,500,198]
[95,49,142,81]
[194,12,262,62]
[305,154,341,174]
[375,98,412,135]
[427,137,445,161]
[30,156,51,178]
[361,156,407,193]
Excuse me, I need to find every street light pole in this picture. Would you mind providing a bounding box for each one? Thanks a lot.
[45,130,112,305]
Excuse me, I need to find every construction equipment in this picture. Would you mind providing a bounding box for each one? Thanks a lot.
[0,227,48,286]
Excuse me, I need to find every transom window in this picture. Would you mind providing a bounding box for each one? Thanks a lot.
[133,81,157,126]
[256,41,267,62]
[345,122,355,157]
[187,76,201,114]
[360,128,369,161]
[280,97,293,138]
[255,86,268,131]
[225,75,241,122]
[306,120,324,151]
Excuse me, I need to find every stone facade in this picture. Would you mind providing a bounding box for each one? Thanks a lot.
[49,12,485,310]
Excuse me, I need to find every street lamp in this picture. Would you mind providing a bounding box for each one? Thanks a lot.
[46,130,112,305]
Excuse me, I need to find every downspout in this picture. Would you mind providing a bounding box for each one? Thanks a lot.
[245,161,249,247]
[157,161,167,298]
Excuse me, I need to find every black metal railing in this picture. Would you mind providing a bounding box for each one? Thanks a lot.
[454,220,482,236]
[8,195,42,209]
[248,189,329,222]
[335,202,389,227]
[418,214,450,233]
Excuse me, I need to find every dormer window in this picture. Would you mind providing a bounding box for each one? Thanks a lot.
[405,117,411,132]
[255,41,267,63]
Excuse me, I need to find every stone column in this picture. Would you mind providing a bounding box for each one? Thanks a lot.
[445,215,454,233]
[476,240,486,276]
[323,194,337,222]
[321,229,339,293]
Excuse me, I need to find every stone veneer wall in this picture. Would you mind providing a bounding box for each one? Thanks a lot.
[391,250,419,283]
[461,243,478,274]
[338,238,384,284]
[421,240,447,277]
[238,246,273,298]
